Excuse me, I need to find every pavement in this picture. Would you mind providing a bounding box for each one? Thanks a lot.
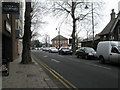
[2,55,59,89]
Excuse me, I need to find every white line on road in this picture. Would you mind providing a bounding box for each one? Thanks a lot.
[51,59,60,63]
[43,56,48,58]
[85,63,112,70]
[58,55,64,57]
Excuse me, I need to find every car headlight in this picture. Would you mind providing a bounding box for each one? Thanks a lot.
[88,53,93,55]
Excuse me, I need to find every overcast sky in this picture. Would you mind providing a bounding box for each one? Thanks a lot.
[37,0,120,43]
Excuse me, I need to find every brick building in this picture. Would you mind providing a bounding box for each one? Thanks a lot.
[0,2,2,61]
[51,35,68,48]
[2,2,24,61]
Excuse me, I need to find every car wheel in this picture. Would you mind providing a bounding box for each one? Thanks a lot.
[77,55,79,58]
[99,56,105,64]
[85,55,88,60]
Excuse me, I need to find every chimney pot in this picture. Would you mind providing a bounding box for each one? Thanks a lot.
[110,9,115,20]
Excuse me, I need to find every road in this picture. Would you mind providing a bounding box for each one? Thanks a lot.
[32,50,119,88]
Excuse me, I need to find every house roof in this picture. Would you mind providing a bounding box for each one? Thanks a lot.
[98,18,116,36]
[80,34,100,43]
[99,12,120,36]
[111,12,120,33]
[51,35,68,41]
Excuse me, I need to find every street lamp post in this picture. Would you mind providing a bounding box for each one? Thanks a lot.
[85,2,94,48]
[91,3,94,48]
[56,28,61,54]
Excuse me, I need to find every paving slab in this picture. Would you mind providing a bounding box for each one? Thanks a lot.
[2,56,58,89]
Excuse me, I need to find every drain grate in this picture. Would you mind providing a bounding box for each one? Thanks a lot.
[27,74,39,77]
[16,71,23,73]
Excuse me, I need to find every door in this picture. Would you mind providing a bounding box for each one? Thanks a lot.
[110,47,120,63]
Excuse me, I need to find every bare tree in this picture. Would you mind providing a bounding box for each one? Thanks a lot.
[42,34,50,47]
[21,1,32,64]
[31,0,48,39]
[50,0,104,53]
[21,0,48,64]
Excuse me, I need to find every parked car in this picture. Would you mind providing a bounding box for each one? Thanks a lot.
[42,47,50,52]
[49,47,58,53]
[96,41,120,64]
[76,47,96,59]
[59,47,72,55]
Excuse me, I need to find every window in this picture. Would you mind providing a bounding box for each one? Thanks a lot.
[111,47,119,53]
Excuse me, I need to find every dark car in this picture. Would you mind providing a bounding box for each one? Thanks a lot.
[59,47,72,55]
[76,47,96,59]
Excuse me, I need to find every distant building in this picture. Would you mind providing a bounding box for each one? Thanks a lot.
[51,35,68,48]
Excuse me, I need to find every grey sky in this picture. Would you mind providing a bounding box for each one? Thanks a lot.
[36,0,120,43]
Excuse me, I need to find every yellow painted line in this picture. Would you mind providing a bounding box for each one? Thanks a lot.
[39,61,78,89]
[39,61,71,88]
[38,61,77,89]
[32,54,79,90]
[50,68,77,88]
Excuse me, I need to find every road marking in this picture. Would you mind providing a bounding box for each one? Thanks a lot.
[42,62,77,89]
[32,54,78,89]
[51,59,60,63]
[43,56,48,58]
[85,63,112,70]
[58,55,64,57]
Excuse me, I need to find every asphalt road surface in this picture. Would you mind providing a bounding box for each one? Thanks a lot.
[32,50,119,88]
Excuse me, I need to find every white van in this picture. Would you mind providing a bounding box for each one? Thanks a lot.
[96,41,120,64]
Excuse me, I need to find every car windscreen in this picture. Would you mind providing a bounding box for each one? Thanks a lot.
[62,48,69,50]
[117,46,120,51]
[84,48,95,53]
[50,47,56,49]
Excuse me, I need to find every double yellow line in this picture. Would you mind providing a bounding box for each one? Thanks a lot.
[32,54,79,90]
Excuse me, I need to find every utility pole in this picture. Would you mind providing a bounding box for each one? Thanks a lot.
[85,2,94,48]
[91,3,94,49]
[56,28,61,54]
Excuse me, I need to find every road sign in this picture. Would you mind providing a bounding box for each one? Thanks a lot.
[2,2,19,14]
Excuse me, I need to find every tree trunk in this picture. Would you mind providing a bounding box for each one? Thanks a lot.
[72,19,76,54]
[21,2,32,64]
[71,2,76,54]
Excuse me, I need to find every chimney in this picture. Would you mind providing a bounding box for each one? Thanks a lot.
[110,9,115,20]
